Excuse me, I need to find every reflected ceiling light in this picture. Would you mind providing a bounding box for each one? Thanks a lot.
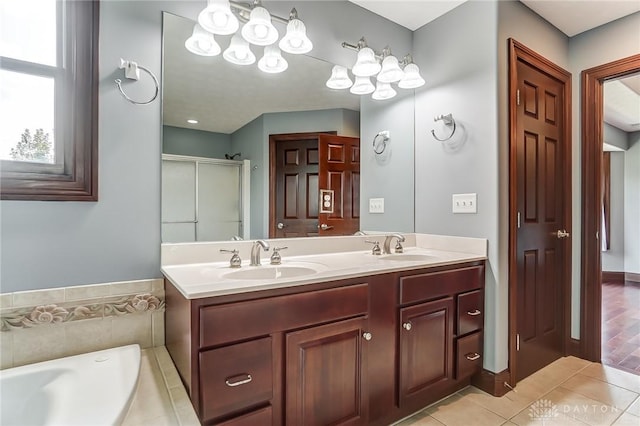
[326,65,353,90]
[258,46,288,73]
[198,0,239,35]
[187,119,199,124]
[279,8,313,54]
[185,24,221,56]
[350,76,375,95]
[188,1,312,73]
[372,81,397,100]
[223,34,256,65]
[330,37,426,100]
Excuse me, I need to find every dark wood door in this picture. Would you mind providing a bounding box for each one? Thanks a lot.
[514,59,567,381]
[399,297,453,406]
[273,137,320,238]
[285,316,369,426]
[318,135,360,236]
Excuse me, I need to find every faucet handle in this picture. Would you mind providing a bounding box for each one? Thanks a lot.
[365,240,382,256]
[394,240,404,253]
[220,249,242,268]
[270,246,288,265]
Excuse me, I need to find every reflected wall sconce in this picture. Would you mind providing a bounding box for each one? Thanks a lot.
[326,37,425,100]
[185,0,312,74]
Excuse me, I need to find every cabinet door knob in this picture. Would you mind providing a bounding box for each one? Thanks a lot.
[466,309,482,316]
[225,374,252,387]
[465,353,481,361]
[402,322,412,331]
[362,332,372,341]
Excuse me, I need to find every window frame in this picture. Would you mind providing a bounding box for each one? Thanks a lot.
[0,0,99,201]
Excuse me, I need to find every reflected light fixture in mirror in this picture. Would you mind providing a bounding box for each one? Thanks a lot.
[326,65,353,90]
[327,37,425,100]
[187,0,312,74]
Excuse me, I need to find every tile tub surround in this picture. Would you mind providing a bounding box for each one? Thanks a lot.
[0,279,165,369]
[162,233,488,299]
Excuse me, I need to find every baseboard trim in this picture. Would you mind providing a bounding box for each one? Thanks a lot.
[602,271,625,284]
[471,368,511,397]
[625,272,640,283]
[567,338,581,357]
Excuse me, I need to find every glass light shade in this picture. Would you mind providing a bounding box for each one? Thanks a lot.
[372,81,397,100]
[398,63,426,89]
[223,34,256,65]
[241,7,279,46]
[198,0,239,35]
[377,55,404,83]
[326,65,352,90]
[350,76,375,95]
[185,24,221,56]
[258,46,288,73]
[279,19,313,54]
[351,47,381,77]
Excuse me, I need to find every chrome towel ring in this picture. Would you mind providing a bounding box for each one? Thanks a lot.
[431,113,456,142]
[115,59,159,105]
[373,131,390,155]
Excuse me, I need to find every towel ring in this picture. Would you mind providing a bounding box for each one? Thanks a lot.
[431,113,456,142]
[115,63,159,105]
[373,131,390,155]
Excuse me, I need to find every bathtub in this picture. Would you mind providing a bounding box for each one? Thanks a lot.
[0,344,141,426]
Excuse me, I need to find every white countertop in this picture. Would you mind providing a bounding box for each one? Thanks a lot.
[161,233,487,299]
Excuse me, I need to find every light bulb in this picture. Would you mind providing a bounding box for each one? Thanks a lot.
[254,24,269,39]
[235,49,247,60]
[289,38,303,48]
[197,38,212,51]
[211,11,228,27]
[266,56,278,68]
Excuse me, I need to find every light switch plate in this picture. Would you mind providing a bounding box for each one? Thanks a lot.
[369,198,384,214]
[452,193,477,214]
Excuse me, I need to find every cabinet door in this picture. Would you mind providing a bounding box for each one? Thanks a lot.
[399,297,454,405]
[285,316,369,426]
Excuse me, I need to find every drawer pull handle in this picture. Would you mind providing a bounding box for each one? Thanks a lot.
[402,322,412,331]
[465,353,481,361]
[225,374,252,387]
[467,309,482,316]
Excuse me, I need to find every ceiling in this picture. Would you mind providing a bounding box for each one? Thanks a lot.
[604,74,640,133]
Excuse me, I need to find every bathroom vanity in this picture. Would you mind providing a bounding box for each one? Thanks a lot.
[162,234,486,426]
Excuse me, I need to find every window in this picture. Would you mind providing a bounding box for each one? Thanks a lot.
[0,0,99,200]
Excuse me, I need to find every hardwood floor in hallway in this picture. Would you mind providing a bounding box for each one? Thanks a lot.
[601,281,640,375]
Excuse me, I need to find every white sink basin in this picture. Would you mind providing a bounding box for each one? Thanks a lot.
[378,254,439,262]
[222,262,327,281]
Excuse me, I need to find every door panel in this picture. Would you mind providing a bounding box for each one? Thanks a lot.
[515,59,566,381]
[318,135,360,236]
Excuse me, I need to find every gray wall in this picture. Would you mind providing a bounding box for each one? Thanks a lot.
[163,125,231,158]
[625,132,640,274]
[601,152,625,272]
[604,123,629,150]
[0,1,411,292]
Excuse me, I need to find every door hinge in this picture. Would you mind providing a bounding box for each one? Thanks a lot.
[517,212,521,229]
[516,333,520,351]
[516,89,520,106]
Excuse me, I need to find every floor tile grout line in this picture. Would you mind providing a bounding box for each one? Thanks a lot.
[151,347,183,426]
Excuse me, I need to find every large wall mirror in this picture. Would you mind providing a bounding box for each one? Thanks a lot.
[161,12,363,243]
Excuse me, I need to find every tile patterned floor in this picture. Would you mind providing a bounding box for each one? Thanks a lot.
[601,281,640,374]
[397,356,640,426]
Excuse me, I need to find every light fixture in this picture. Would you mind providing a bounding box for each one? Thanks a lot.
[258,45,288,73]
[326,65,353,89]
[198,0,239,35]
[185,24,221,56]
[350,76,375,95]
[279,8,313,54]
[187,119,199,124]
[223,34,256,65]
[329,37,426,100]
[187,1,312,74]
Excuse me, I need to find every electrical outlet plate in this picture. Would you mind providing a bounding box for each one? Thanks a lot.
[369,198,384,214]
[452,193,477,214]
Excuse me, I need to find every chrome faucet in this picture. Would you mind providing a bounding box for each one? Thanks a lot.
[250,240,270,266]
[383,233,405,254]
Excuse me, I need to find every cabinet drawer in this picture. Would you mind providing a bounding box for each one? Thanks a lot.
[456,332,482,379]
[400,265,483,305]
[457,290,483,336]
[200,284,368,347]
[199,337,273,422]
[216,406,272,426]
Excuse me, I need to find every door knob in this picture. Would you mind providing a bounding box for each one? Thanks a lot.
[318,223,333,230]
[362,332,372,341]
[277,222,285,229]
[556,229,570,239]
[402,322,412,331]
